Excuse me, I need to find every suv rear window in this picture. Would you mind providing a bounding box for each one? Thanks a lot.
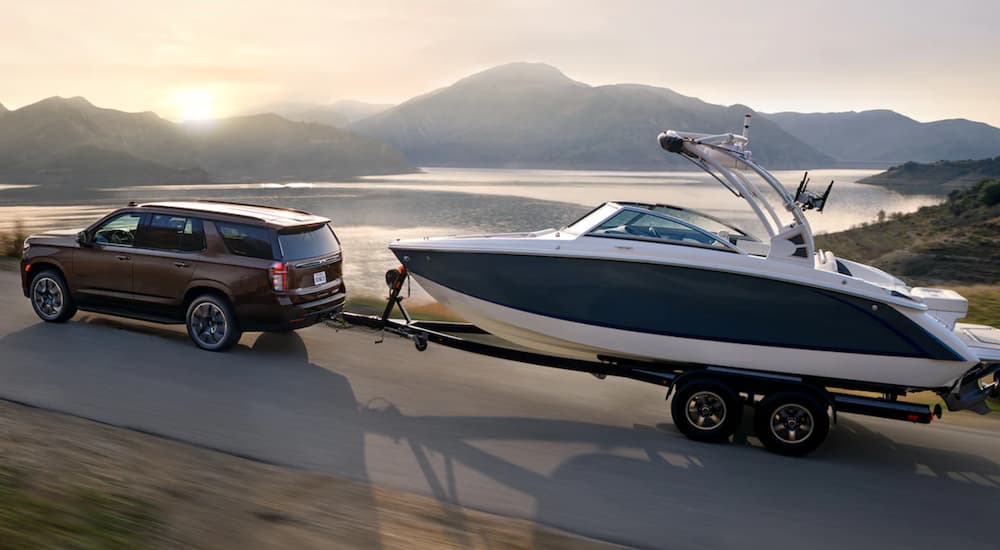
[215,222,275,260]
[278,224,341,261]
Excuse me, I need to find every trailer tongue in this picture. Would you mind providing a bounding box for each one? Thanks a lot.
[340,266,1000,457]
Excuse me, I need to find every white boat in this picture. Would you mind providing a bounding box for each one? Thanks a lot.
[389,117,1000,400]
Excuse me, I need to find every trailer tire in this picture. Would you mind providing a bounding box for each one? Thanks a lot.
[754,391,829,456]
[670,378,743,443]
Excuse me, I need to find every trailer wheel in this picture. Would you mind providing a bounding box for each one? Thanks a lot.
[670,378,743,443]
[754,391,829,456]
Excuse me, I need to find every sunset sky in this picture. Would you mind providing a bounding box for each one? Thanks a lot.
[2,0,998,125]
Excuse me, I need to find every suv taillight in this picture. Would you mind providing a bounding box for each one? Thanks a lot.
[269,262,288,291]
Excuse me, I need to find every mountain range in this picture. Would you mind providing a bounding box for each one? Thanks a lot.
[351,63,834,170]
[4,62,1000,187]
[0,97,413,186]
[765,110,1000,165]
[247,99,393,128]
[346,63,1000,171]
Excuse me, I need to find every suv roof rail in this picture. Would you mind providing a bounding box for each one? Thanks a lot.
[137,202,263,222]
[136,200,329,226]
[191,199,312,216]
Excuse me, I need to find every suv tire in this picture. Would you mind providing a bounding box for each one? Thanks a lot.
[186,294,242,351]
[30,269,77,323]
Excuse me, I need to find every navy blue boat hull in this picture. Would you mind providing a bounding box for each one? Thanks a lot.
[393,249,962,362]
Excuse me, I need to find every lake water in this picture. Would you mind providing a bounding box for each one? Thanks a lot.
[0,167,939,301]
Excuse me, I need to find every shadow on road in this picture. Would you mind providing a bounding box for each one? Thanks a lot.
[1,316,999,548]
[0,319,385,548]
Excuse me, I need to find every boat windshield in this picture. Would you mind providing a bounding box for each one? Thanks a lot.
[561,203,621,235]
[563,202,756,245]
[587,209,733,251]
[649,205,753,239]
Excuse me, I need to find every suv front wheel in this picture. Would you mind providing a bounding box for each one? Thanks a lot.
[186,294,242,351]
[30,269,77,323]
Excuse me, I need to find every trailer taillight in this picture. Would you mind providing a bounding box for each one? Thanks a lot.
[269,262,288,291]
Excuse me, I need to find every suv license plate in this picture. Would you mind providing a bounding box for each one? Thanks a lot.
[313,271,327,286]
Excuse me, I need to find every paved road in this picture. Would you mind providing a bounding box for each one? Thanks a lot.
[1,269,997,549]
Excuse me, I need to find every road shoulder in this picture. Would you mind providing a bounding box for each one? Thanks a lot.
[0,399,626,549]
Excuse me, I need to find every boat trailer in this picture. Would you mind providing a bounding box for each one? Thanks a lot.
[335,266,974,455]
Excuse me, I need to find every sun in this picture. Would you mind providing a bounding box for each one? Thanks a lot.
[174,89,217,122]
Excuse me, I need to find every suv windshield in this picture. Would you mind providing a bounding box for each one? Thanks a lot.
[278,224,341,261]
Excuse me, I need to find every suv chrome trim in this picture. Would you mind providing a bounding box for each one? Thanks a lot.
[289,277,342,296]
[294,291,346,309]
[294,254,342,269]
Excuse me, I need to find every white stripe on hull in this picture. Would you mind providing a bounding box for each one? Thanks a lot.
[416,276,974,389]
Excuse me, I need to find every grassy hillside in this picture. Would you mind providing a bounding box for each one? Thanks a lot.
[816,179,1000,325]
[816,179,1000,284]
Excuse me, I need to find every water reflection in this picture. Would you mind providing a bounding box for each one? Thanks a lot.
[1,167,940,300]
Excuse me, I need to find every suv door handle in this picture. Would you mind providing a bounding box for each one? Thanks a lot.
[174,262,190,268]
[116,255,131,261]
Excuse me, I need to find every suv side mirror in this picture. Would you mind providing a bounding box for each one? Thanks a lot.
[77,231,90,246]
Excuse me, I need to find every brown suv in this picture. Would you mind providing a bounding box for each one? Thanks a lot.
[20,201,346,351]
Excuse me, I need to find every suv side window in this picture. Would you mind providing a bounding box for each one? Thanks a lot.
[215,222,275,259]
[137,214,206,252]
[92,212,144,247]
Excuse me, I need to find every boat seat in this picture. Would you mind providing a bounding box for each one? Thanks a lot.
[650,226,714,245]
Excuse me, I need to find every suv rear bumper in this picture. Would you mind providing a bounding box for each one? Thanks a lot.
[239,291,346,332]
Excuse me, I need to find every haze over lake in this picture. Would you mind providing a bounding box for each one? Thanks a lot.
[0,167,938,300]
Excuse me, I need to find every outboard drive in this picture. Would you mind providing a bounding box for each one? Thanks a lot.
[943,362,1000,414]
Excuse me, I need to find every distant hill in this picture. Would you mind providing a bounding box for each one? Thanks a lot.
[0,97,197,171]
[352,62,833,170]
[0,97,414,186]
[764,110,1000,165]
[249,100,394,127]
[0,145,209,186]
[815,179,1000,286]
[181,113,413,181]
[859,157,1000,193]
[328,100,394,124]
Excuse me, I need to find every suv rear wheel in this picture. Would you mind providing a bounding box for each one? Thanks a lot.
[186,294,241,351]
[30,269,77,323]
